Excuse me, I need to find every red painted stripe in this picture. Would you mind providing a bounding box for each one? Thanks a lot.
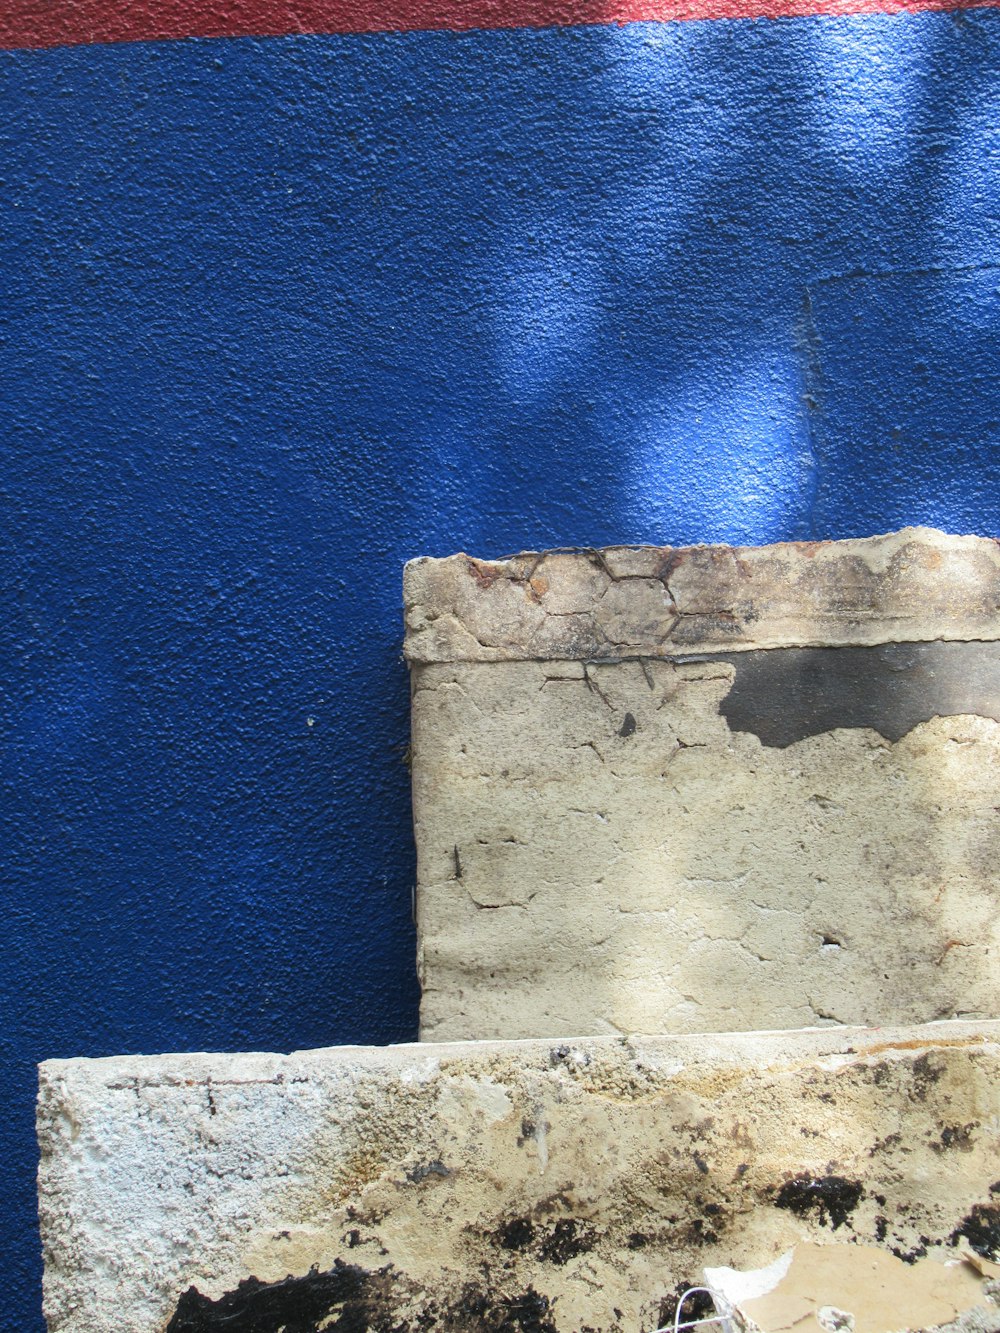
[1,0,998,50]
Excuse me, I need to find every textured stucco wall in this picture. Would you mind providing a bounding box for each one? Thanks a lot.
[4,7,1000,1328]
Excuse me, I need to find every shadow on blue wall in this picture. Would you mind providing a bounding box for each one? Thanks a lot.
[2,9,1000,1328]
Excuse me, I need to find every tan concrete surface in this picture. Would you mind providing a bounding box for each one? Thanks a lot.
[408,531,1000,1041]
[37,1023,1000,1333]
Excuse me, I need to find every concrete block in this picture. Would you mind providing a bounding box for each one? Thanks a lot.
[405,530,1000,1041]
[403,529,1000,664]
[37,1023,1000,1333]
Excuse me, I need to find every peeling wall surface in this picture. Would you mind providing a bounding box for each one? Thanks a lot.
[36,1023,1000,1333]
[5,3,1000,1327]
[408,532,1000,1040]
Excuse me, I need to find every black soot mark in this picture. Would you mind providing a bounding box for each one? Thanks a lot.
[495,1215,596,1266]
[491,1287,558,1333]
[934,1123,976,1153]
[405,1159,450,1183]
[774,1174,864,1230]
[618,712,637,738]
[715,640,1000,747]
[538,1218,596,1265]
[497,1217,536,1251]
[168,1262,559,1333]
[892,1238,931,1266]
[444,1286,558,1333]
[167,1262,375,1333]
[953,1203,1000,1260]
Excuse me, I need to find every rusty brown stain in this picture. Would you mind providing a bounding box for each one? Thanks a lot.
[847,1036,988,1058]
[527,576,549,604]
[322,1142,401,1206]
[465,556,506,590]
[789,541,832,557]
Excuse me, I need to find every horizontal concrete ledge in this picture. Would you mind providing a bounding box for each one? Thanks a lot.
[403,528,1000,663]
[39,1021,1000,1332]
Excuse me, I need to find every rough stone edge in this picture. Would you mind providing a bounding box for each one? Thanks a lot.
[403,528,1000,662]
[37,1020,1000,1089]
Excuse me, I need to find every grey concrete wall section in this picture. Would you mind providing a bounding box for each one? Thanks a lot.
[406,530,1000,1042]
[37,1023,1000,1333]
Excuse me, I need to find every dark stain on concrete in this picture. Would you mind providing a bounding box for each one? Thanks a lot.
[910,1052,945,1102]
[167,1261,560,1332]
[494,1215,596,1266]
[773,1174,864,1230]
[497,1217,537,1251]
[404,1159,451,1183]
[714,640,1000,747]
[166,1262,380,1333]
[537,1218,597,1265]
[933,1123,977,1153]
[953,1203,1000,1260]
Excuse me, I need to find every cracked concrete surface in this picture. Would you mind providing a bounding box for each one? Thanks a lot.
[407,530,1000,1041]
[403,530,1000,664]
[37,1024,1000,1333]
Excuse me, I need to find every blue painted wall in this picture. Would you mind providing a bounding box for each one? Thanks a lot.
[3,11,1000,1327]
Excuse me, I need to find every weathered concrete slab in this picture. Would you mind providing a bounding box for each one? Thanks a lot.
[38,1023,1000,1333]
[403,530,1000,664]
[408,530,1000,1041]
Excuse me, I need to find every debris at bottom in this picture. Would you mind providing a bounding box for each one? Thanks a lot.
[703,1243,1000,1333]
